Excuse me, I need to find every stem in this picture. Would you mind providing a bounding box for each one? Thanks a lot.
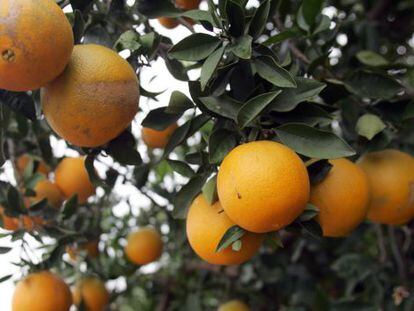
[374,224,387,264]
[388,226,406,281]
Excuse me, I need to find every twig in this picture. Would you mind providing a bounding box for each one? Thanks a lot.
[178,18,195,34]
[374,224,387,264]
[388,226,406,281]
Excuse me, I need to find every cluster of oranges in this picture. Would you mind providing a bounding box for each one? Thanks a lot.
[158,0,202,29]
[186,141,414,266]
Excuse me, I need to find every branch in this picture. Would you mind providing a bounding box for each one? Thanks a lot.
[388,226,406,281]
[374,224,387,264]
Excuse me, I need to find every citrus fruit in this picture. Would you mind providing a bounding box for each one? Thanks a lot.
[158,17,179,29]
[186,195,263,265]
[125,227,163,265]
[142,123,178,149]
[310,158,370,237]
[0,0,74,91]
[31,179,63,208]
[176,0,201,10]
[0,207,19,231]
[357,149,414,225]
[217,141,310,233]
[42,44,140,147]
[67,240,100,261]
[218,300,250,311]
[16,155,49,177]
[73,277,109,311]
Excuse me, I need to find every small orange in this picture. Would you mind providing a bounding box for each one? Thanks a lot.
[186,195,263,265]
[158,17,179,29]
[73,277,109,311]
[217,141,310,233]
[67,240,100,261]
[218,300,250,311]
[55,157,95,204]
[357,149,414,225]
[31,179,63,208]
[125,227,163,265]
[16,155,50,177]
[42,44,140,147]
[142,123,178,149]
[310,159,370,237]
[12,271,72,311]
[0,207,19,231]
[176,0,201,10]
[0,0,74,91]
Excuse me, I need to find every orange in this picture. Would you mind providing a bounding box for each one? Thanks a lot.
[0,0,73,91]
[218,300,250,311]
[67,240,100,261]
[186,195,263,265]
[16,155,50,177]
[125,227,163,265]
[73,277,109,311]
[158,17,179,29]
[176,0,201,10]
[55,157,95,204]
[12,271,72,311]
[357,149,414,225]
[31,179,63,208]
[217,141,310,233]
[41,44,140,147]
[142,123,178,149]
[310,159,370,237]
[0,207,19,231]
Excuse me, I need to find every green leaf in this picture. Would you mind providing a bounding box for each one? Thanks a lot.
[307,159,333,184]
[356,51,389,67]
[226,0,245,37]
[298,203,320,222]
[167,160,195,178]
[269,77,326,112]
[275,123,356,159]
[209,129,237,163]
[297,0,324,31]
[202,175,218,205]
[137,0,180,18]
[229,35,252,59]
[114,30,141,52]
[199,96,240,120]
[201,45,225,91]
[344,71,403,99]
[355,114,386,140]
[85,155,107,188]
[141,107,181,131]
[0,246,11,254]
[263,28,300,45]
[165,91,194,114]
[61,195,79,220]
[107,132,142,166]
[216,226,246,253]
[169,34,222,61]
[181,9,215,25]
[0,274,12,283]
[254,56,297,88]
[248,0,270,39]
[237,91,281,128]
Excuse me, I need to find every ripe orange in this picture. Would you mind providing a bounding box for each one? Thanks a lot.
[357,149,414,225]
[16,155,50,177]
[0,0,74,91]
[176,0,201,10]
[73,277,109,311]
[158,17,179,29]
[125,227,163,265]
[67,240,100,261]
[217,141,310,233]
[218,300,250,311]
[12,271,72,311]
[186,195,263,265]
[310,159,370,237]
[0,207,19,231]
[55,157,95,204]
[142,123,178,149]
[31,179,63,208]
[42,44,140,147]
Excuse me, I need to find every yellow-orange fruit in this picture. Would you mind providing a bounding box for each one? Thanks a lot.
[0,0,74,91]
[186,195,263,265]
[310,159,370,237]
[16,155,50,176]
[217,141,310,233]
[158,17,179,29]
[55,157,95,204]
[31,179,63,208]
[0,207,19,231]
[12,271,72,311]
[176,0,201,10]
[218,300,250,311]
[67,240,100,261]
[125,228,163,265]
[357,149,414,225]
[142,123,178,149]
[42,44,140,147]
[73,277,109,311]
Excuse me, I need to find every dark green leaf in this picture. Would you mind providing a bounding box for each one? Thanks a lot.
[226,0,245,37]
[209,129,237,163]
[61,195,79,220]
[0,246,12,254]
[201,45,225,91]
[141,107,181,131]
[167,160,195,178]
[307,160,333,184]
[199,96,241,120]
[249,0,270,39]
[229,35,252,59]
[169,34,222,61]
[254,56,297,88]
[356,51,389,67]
[216,225,246,253]
[263,28,300,45]
[165,91,194,114]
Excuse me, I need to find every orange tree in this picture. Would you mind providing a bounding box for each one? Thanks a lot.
[0,0,414,310]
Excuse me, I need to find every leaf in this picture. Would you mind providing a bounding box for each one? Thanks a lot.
[344,71,403,99]
[114,30,141,52]
[107,131,142,166]
[169,34,222,61]
[85,155,106,188]
[199,96,240,120]
[226,0,245,37]
[229,35,252,59]
[163,121,192,156]
[403,102,414,120]
[181,9,215,25]
[297,0,324,31]
[69,0,94,12]
[165,91,194,114]
[72,10,86,44]
[307,160,333,184]
[298,203,320,222]
[172,175,208,219]
[355,114,386,140]
[202,175,218,205]
[61,195,79,220]
[269,77,326,112]
[137,0,180,18]
[167,160,195,178]
[356,51,389,67]
[254,56,297,88]
[209,129,237,163]
[263,29,300,45]
[201,45,225,91]
[275,123,356,159]
[0,274,12,283]
[249,0,270,39]
[216,226,246,253]
[0,246,11,254]
[237,91,281,128]
[141,107,181,131]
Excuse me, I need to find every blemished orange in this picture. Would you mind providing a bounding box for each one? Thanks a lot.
[158,17,179,29]
[357,149,414,225]
[42,44,140,147]
[142,123,178,149]
[12,271,72,311]
[31,179,63,208]
[218,300,250,311]
[55,157,95,204]
[73,277,109,311]
[0,0,74,91]
[310,158,370,237]
[67,240,100,261]
[217,141,310,233]
[176,0,201,10]
[186,195,263,265]
[16,155,50,177]
[0,207,19,231]
[125,227,163,265]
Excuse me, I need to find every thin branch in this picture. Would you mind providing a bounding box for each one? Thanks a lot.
[388,226,406,281]
[374,224,387,264]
